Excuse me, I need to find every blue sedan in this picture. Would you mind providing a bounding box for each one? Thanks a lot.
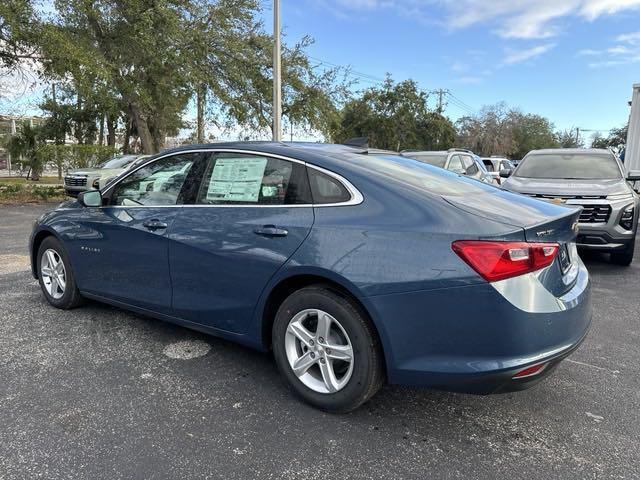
[30,142,591,412]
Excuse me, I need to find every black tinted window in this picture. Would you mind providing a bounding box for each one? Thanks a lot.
[515,153,621,180]
[195,153,310,205]
[110,153,197,206]
[308,168,351,204]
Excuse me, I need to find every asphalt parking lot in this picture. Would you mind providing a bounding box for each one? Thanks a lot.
[1,203,639,480]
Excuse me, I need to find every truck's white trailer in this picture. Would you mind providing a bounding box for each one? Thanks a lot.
[626,83,640,177]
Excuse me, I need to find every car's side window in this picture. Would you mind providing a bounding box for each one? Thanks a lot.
[463,156,479,175]
[483,160,495,172]
[109,153,198,206]
[195,153,311,205]
[447,155,464,172]
[308,168,351,204]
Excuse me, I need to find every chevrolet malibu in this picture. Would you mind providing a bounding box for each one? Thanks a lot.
[30,142,592,412]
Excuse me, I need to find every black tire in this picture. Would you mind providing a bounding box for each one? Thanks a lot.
[37,236,84,309]
[272,285,384,413]
[610,239,635,266]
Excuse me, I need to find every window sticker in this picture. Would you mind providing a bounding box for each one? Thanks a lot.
[207,157,267,202]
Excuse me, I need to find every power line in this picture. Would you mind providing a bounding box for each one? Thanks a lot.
[305,54,478,115]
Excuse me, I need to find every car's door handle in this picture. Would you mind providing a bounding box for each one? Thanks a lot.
[254,225,288,237]
[143,219,168,231]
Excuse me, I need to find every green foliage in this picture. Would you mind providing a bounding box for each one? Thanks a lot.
[591,124,628,149]
[36,144,119,169]
[0,0,40,69]
[4,121,44,179]
[6,0,348,151]
[332,77,456,150]
[555,129,583,149]
[0,182,66,203]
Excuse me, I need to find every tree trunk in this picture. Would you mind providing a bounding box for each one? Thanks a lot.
[98,114,105,145]
[129,103,155,154]
[75,94,83,144]
[197,83,206,143]
[106,114,117,147]
[123,118,131,154]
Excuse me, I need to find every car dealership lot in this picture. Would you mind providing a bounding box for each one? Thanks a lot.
[1,204,639,479]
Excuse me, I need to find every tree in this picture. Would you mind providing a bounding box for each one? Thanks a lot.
[456,103,559,158]
[591,123,628,149]
[8,0,347,152]
[332,77,455,150]
[4,121,44,180]
[0,0,40,70]
[510,112,558,159]
[556,128,584,148]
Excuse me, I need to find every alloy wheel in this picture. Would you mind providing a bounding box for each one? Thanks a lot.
[284,308,354,394]
[40,248,66,300]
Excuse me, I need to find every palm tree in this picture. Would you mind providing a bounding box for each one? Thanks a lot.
[5,121,44,180]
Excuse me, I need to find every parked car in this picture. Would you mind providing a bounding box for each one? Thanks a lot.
[31,142,591,412]
[64,154,148,197]
[501,148,640,265]
[96,155,150,189]
[482,156,515,185]
[402,149,496,184]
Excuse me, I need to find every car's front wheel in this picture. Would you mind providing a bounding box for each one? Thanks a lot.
[37,236,83,309]
[272,286,384,413]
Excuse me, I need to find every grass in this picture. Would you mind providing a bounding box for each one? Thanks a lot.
[0,176,63,185]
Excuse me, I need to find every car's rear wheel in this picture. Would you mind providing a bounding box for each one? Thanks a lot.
[37,236,83,309]
[610,239,635,266]
[272,286,384,413]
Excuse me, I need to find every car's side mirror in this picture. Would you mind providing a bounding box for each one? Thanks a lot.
[78,189,102,207]
[499,168,512,178]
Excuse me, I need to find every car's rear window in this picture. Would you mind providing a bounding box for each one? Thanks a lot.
[515,153,621,180]
[403,153,447,168]
[347,153,496,197]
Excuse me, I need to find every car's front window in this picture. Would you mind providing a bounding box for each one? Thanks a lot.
[514,153,622,180]
[110,153,198,205]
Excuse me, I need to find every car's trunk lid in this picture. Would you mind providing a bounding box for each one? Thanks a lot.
[443,188,581,243]
[443,188,582,295]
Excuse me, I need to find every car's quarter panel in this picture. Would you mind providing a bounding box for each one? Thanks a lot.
[62,205,181,309]
[169,206,314,334]
[366,271,591,390]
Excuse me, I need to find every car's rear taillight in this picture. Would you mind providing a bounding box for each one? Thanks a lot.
[452,240,559,282]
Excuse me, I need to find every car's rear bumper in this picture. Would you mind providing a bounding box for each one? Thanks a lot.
[365,260,591,394]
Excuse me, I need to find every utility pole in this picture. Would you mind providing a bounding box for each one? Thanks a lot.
[272,0,282,142]
[434,89,449,114]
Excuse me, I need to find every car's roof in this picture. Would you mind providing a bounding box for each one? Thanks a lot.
[527,148,612,155]
[159,141,371,156]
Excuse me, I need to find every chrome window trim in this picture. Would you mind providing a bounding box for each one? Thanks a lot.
[100,148,363,208]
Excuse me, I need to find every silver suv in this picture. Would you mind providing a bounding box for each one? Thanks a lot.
[501,148,640,265]
[401,149,495,184]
